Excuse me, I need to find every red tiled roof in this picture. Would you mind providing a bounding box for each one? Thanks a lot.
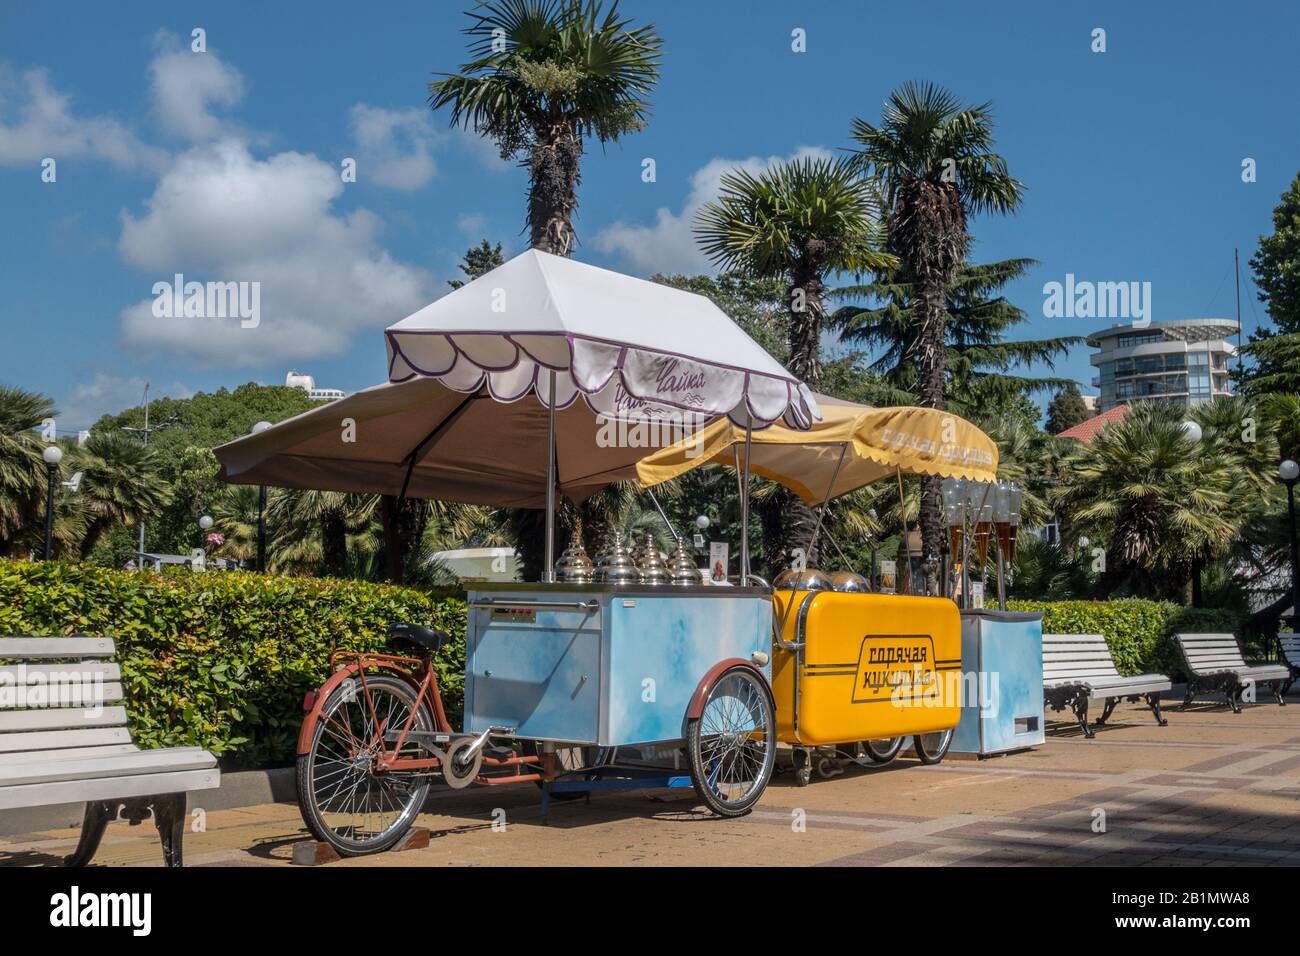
[1056,404,1129,442]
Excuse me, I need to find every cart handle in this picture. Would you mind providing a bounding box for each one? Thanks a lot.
[469,598,599,613]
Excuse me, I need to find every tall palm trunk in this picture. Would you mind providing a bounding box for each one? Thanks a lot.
[528,117,582,256]
[514,116,583,577]
[892,179,968,594]
[321,508,348,579]
[774,273,825,570]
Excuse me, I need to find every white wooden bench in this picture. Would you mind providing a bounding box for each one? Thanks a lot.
[1277,634,1300,698]
[0,636,219,866]
[1042,633,1171,737]
[1174,632,1289,712]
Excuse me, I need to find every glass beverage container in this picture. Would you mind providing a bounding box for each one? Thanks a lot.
[967,481,994,566]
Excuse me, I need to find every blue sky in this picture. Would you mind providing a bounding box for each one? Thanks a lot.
[1,0,1296,433]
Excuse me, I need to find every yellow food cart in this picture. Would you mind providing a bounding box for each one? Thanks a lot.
[638,395,1000,784]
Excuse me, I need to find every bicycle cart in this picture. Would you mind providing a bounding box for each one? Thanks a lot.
[216,251,813,855]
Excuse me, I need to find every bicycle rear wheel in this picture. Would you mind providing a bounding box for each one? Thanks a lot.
[297,674,433,856]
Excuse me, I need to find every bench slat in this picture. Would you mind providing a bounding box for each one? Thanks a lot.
[0,767,220,812]
[0,682,123,710]
[0,637,115,659]
[0,727,134,754]
[0,748,216,788]
[0,663,121,682]
[0,706,127,733]
[0,744,139,765]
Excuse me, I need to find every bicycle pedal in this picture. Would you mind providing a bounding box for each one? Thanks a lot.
[485,745,515,760]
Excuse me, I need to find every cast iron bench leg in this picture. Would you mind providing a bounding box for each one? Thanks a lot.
[153,793,187,868]
[64,800,118,867]
[1072,696,1094,738]
[1181,682,1196,709]
[1145,692,1168,726]
[1273,680,1286,706]
[1094,698,1118,726]
[1227,682,1243,714]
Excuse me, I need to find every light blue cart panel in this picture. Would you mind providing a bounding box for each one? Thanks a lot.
[604,593,771,747]
[952,611,1045,755]
[465,605,602,743]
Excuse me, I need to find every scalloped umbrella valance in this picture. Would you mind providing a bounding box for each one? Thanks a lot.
[385,249,819,429]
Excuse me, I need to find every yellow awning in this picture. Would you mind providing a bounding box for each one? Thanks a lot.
[636,394,999,503]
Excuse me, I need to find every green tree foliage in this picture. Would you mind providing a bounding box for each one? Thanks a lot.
[430,0,662,256]
[1046,383,1091,434]
[448,239,505,289]
[93,384,315,556]
[833,258,1080,426]
[0,385,56,554]
[1241,172,1300,395]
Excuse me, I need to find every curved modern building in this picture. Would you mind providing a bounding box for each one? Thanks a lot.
[1088,318,1238,412]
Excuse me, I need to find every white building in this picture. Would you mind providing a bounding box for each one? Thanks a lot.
[1088,318,1238,412]
[285,371,346,402]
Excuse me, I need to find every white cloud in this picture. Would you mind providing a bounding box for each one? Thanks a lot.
[0,65,168,172]
[58,373,193,431]
[348,104,437,190]
[456,213,486,234]
[593,146,832,276]
[148,35,245,142]
[118,139,433,366]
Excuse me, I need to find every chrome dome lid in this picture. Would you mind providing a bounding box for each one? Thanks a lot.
[781,568,833,592]
[829,570,871,592]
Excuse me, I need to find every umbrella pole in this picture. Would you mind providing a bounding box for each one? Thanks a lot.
[544,370,557,583]
[740,412,753,583]
[808,443,848,566]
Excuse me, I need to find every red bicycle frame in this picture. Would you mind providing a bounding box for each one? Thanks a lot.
[298,650,549,784]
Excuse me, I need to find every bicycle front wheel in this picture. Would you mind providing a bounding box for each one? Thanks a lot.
[686,665,776,817]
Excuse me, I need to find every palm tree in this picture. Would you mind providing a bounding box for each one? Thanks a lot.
[848,81,1024,591]
[71,432,171,558]
[430,0,662,255]
[694,156,893,570]
[1051,402,1242,600]
[0,385,56,555]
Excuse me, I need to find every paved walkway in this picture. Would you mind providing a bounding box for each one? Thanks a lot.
[4,695,1300,867]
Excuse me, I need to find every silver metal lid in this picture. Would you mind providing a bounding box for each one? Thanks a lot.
[829,570,871,592]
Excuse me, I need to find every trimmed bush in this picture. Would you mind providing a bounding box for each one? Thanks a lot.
[1008,598,1248,679]
[0,561,466,769]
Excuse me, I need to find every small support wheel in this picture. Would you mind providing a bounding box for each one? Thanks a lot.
[913,728,954,765]
[862,737,904,765]
[792,748,812,787]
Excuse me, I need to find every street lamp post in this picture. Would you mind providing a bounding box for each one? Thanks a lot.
[42,445,62,560]
[1281,460,1300,622]
[252,421,273,571]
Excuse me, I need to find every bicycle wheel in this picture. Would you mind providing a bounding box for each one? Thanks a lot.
[913,728,954,765]
[686,665,776,817]
[297,674,433,856]
[863,737,904,764]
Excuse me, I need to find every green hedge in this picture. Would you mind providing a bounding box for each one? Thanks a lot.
[0,561,466,769]
[1008,598,1246,678]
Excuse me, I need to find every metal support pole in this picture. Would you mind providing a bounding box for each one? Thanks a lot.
[257,484,267,572]
[739,413,753,583]
[807,443,848,566]
[1287,481,1299,620]
[543,370,558,583]
[996,544,1007,610]
[43,463,57,560]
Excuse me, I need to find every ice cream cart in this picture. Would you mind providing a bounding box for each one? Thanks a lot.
[215,250,817,855]
[637,395,1002,783]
